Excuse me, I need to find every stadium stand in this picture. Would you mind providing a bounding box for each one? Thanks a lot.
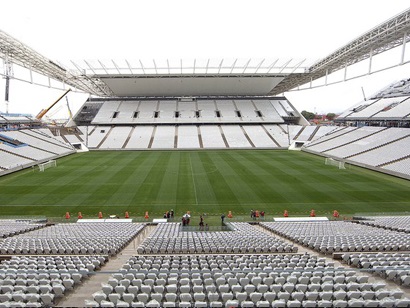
[242,125,278,148]
[81,98,300,125]
[1,130,74,155]
[124,126,155,149]
[99,126,133,149]
[291,125,317,141]
[197,100,217,121]
[263,125,290,147]
[372,98,410,119]
[302,126,410,178]
[320,127,410,159]
[78,125,94,136]
[253,100,284,122]
[87,127,111,148]
[63,133,83,144]
[382,157,410,176]
[111,101,140,124]
[151,126,176,149]
[199,126,227,148]
[177,126,201,149]
[220,126,252,148]
[78,124,335,150]
[92,101,122,124]
[335,78,410,127]
[371,78,410,99]
[349,136,410,167]
[0,150,34,169]
[303,126,385,153]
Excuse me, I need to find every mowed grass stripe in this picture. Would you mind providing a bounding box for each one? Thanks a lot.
[200,152,239,208]
[131,152,172,207]
[176,152,196,209]
[190,152,220,207]
[155,152,180,207]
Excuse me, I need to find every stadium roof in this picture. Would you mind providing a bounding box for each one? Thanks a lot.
[67,58,308,97]
[1,7,410,97]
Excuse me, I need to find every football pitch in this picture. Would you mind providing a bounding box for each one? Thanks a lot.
[1,150,410,220]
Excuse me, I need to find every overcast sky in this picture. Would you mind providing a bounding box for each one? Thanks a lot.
[1,0,410,118]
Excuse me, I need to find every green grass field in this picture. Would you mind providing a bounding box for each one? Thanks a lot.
[1,150,410,221]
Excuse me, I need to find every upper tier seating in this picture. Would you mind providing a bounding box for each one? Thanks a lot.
[89,99,294,125]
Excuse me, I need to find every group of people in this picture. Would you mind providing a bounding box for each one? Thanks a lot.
[163,209,174,220]
[180,212,210,230]
[250,209,265,220]
[181,213,190,226]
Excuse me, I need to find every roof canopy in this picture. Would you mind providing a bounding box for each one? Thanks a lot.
[68,58,307,97]
[97,74,285,97]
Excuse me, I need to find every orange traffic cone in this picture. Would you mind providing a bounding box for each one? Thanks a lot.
[333,210,339,218]
[284,210,289,217]
[65,212,70,219]
[227,211,233,218]
[98,211,103,219]
[77,212,83,219]
[310,209,316,217]
[125,211,129,219]
[144,211,149,220]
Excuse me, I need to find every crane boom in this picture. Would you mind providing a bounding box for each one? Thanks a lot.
[36,88,71,120]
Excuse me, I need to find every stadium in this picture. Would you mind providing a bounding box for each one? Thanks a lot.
[0,3,410,307]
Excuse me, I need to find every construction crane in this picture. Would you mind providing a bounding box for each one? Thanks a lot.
[36,88,71,120]
[65,95,73,120]
[3,56,13,114]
